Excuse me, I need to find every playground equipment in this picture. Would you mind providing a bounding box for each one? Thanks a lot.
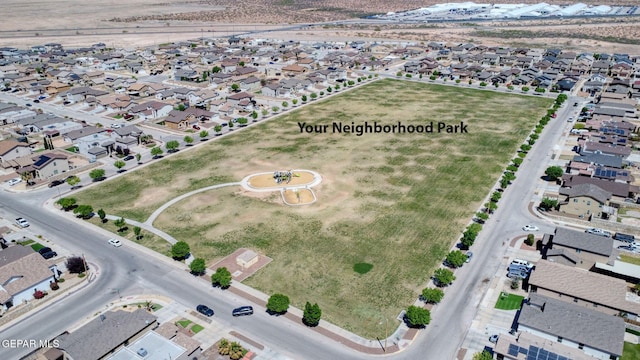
[273,170,293,184]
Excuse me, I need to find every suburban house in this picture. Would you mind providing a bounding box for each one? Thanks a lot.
[111,125,143,150]
[106,322,202,360]
[558,183,613,220]
[561,174,638,200]
[528,260,640,319]
[494,331,601,360]
[516,293,625,360]
[128,101,173,120]
[540,227,613,270]
[63,126,111,160]
[0,140,32,163]
[18,152,70,180]
[227,91,254,106]
[164,108,213,130]
[0,245,57,313]
[55,309,158,360]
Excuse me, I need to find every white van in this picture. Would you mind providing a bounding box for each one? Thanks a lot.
[511,259,533,269]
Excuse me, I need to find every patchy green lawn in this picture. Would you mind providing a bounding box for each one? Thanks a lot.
[622,342,640,360]
[74,79,552,338]
[176,319,192,328]
[495,292,525,310]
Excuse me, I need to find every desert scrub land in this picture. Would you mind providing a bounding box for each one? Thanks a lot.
[75,79,552,338]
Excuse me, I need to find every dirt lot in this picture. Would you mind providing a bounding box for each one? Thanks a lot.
[2,0,639,54]
[75,79,552,338]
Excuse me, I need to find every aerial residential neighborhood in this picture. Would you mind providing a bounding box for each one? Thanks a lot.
[1,1,640,360]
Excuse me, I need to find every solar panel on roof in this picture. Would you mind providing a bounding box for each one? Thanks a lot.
[519,347,528,354]
[508,344,519,356]
[527,354,536,360]
[548,353,558,360]
[539,349,549,359]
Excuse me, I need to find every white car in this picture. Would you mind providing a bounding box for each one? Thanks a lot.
[7,178,22,186]
[108,238,122,247]
[522,225,539,232]
[15,218,30,228]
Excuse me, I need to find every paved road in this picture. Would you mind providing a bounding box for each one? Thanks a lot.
[0,86,576,359]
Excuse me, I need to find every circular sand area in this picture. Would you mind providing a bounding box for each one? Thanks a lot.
[247,170,316,189]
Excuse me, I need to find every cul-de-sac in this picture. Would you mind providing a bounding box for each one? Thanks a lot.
[1,1,640,360]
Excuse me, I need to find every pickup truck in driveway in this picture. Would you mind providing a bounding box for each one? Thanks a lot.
[15,218,30,228]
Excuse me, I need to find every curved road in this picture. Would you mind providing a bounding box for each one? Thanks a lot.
[0,90,575,360]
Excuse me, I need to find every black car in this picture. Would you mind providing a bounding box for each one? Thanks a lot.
[38,247,53,255]
[33,99,40,103]
[41,251,57,259]
[232,306,254,317]
[123,155,135,161]
[196,304,214,317]
[48,179,64,188]
[614,232,635,243]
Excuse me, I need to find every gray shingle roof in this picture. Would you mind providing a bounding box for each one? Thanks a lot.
[559,183,611,204]
[552,227,613,257]
[57,309,157,360]
[519,293,625,356]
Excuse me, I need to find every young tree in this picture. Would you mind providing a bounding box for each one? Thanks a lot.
[302,302,322,327]
[540,197,559,211]
[89,168,105,181]
[97,208,106,223]
[545,166,564,181]
[310,93,317,100]
[231,83,240,92]
[473,350,493,360]
[405,305,431,328]
[266,293,290,315]
[251,111,258,120]
[133,226,142,240]
[150,147,163,158]
[171,241,190,260]
[176,104,186,111]
[66,175,80,187]
[525,233,535,246]
[445,250,467,268]
[236,117,248,126]
[56,197,77,211]
[135,153,142,163]
[114,160,126,172]
[73,204,94,219]
[214,125,222,135]
[271,106,279,113]
[66,256,87,273]
[211,266,232,288]
[301,95,308,102]
[183,135,194,146]
[113,217,127,232]
[433,268,456,287]
[199,130,209,139]
[281,101,288,108]
[212,66,221,73]
[165,140,180,153]
[189,258,206,275]
[421,287,444,304]
[292,99,298,106]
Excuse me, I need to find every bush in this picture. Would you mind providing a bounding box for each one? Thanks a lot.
[405,305,431,327]
[525,234,535,246]
[57,278,65,283]
[171,241,190,260]
[66,256,87,273]
[302,302,322,326]
[211,267,232,288]
[421,287,444,304]
[78,273,86,278]
[50,282,59,290]
[266,293,290,314]
[33,290,45,299]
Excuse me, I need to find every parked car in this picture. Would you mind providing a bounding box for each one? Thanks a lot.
[48,179,65,188]
[489,334,499,343]
[33,99,40,103]
[7,178,22,186]
[232,306,254,317]
[617,245,636,252]
[25,103,32,107]
[465,252,473,263]
[585,228,611,237]
[38,247,53,255]
[192,124,200,130]
[108,238,122,247]
[15,218,30,228]
[123,155,135,161]
[196,304,214,317]
[614,233,635,243]
[41,251,58,259]
[522,225,539,232]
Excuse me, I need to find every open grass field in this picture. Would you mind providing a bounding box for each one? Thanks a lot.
[620,254,640,266]
[494,292,525,310]
[75,79,552,337]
